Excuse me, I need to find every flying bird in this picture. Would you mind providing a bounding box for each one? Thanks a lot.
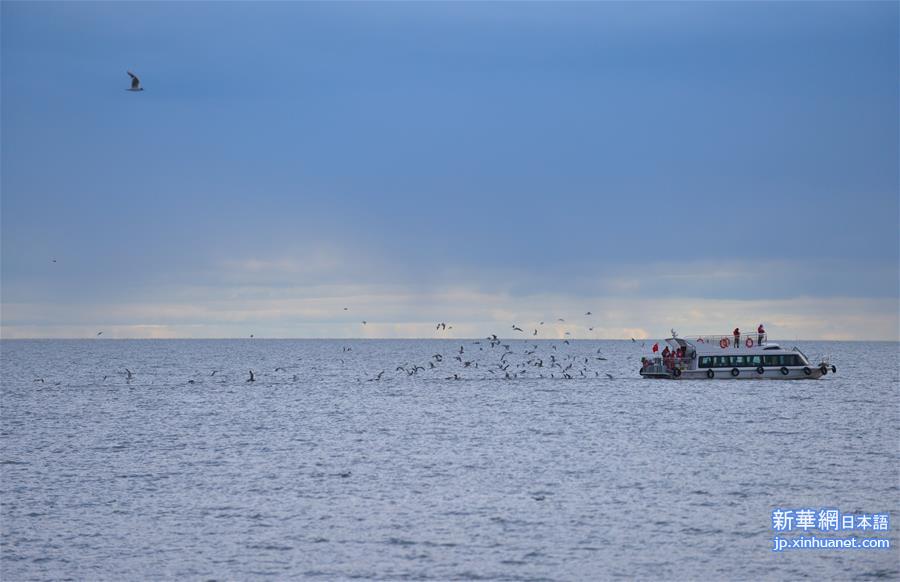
[96,331,103,336]
[126,71,144,92]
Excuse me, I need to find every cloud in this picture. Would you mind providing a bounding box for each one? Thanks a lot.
[2,284,896,340]
[2,250,897,340]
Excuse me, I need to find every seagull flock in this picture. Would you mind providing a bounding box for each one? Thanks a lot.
[54,309,629,387]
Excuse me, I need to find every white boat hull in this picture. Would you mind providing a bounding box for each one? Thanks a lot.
[639,334,835,380]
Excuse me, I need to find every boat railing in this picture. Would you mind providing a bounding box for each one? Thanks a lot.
[688,332,768,348]
[641,355,691,372]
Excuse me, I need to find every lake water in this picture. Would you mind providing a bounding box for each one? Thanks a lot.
[1,339,897,580]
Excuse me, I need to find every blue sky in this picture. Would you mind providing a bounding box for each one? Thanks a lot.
[2,1,897,339]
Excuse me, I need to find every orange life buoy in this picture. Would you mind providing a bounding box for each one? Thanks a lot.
[719,338,729,349]
[745,337,754,348]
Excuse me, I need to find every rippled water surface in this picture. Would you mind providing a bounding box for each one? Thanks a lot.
[1,339,898,580]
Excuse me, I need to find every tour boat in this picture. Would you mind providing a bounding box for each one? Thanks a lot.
[639,331,836,380]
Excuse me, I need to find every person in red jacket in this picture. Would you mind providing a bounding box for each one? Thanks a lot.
[757,323,766,345]
[733,327,740,349]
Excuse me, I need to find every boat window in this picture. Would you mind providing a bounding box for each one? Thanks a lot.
[733,356,745,366]
[699,356,712,368]
[747,355,761,365]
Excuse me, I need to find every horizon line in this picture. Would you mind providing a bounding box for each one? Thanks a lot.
[1,337,895,342]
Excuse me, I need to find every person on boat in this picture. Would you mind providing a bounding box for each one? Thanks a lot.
[662,346,670,358]
[733,327,740,349]
[757,323,766,345]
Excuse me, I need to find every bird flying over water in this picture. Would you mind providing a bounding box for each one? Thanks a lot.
[126,71,144,91]
[96,331,103,336]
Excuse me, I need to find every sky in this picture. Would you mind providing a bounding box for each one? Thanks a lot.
[1,1,898,340]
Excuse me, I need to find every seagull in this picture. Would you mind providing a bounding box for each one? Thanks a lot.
[512,325,523,332]
[96,331,103,336]
[126,71,144,92]
[361,321,367,325]
[585,311,592,315]
[125,368,133,381]
[343,307,349,311]
[605,373,614,379]
[247,370,255,383]
[51,258,57,263]
[533,329,538,336]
